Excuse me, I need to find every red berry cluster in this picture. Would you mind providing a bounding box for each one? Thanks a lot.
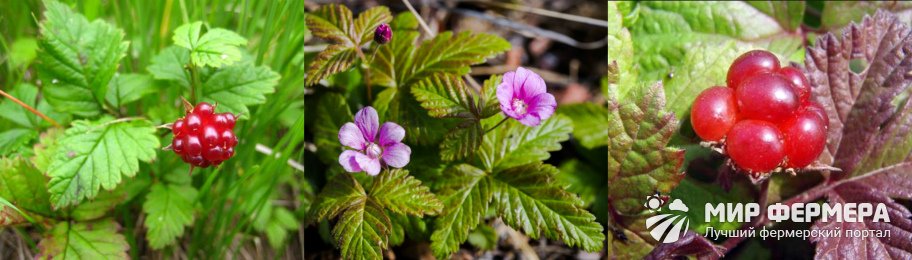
[171,102,238,168]
[691,50,828,174]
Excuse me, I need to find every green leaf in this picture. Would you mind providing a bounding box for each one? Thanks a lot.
[477,114,572,171]
[0,129,37,156]
[9,37,38,68]
[306,173,366,223]
[304,45,357,86]
[439,123,483,162]
[558,103,609,149]
[33,128,64,173]
[71,187,126,221]
[412,74,476,118]
[37,218,129,259]
[306,4,356,46]
[332,199,390,260]
[402,31,510,87]
[105,73,155,108]
[143,183,198,249]
[0,157,53,219]
[200,61,279,115]
[47,118,160,208]
[662,41,756,119]
[606,1,637,100]
[670,178,752,234]
[607,82,685,216]
[747,1,806,31]
[491,163,604,252]
[38,0,129,117]
[173,21,247,68]
[264,207,299,249]
[0,83,66,128]
[0,196,28,226]
[369,169,443,216]
[147,46,191,87]
[466,224,497,251]
[820,2,912,30]
[430,164,492,259]
[312,93,353,164]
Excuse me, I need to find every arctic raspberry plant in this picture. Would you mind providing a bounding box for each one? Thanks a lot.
[0,0,305,258]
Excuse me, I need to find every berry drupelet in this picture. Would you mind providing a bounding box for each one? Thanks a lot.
[171,102,238,168]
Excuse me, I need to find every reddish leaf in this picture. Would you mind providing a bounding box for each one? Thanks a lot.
[644,231,723,260]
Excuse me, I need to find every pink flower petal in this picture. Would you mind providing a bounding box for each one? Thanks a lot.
[338,150,363,172]
[496,81,514,111]
[382,143,411,168]
[338,122,366,150]
[377,122,405,147]
[355,106,379,142]
[518,114,542,126]
[516,67,546,99]
[355,153,382,176]
[528,93,557,121]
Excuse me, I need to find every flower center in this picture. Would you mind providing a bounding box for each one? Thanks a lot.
[512,98,528,116]
[365,143,382,159]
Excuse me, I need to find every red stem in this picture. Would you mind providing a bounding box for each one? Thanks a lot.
[0,88,61,128]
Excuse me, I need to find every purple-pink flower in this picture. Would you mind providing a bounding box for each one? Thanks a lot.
[496,67,556,126]
[338,106,411,176]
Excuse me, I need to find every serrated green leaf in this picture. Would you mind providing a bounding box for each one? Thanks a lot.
[305,45,357,86]
[353,6,392,45]
[332,199,390,260]
[46,118,160,208]
[430,164,492,259]
[403,31,510,86]
[479,75,502,118]
[607,1,637,100]
[369,169,442,216]
[264,207,299,249]
[0,129,37,156]
[200,61,279,115]
[37,218,129,260]
[477,114,572,171]
[33,128,64,173]
[0,84,66,128]
[105,73,155,108]
[312,93,354,164]
[491,163,604,252]
[143,183,197,249]
[306,4,355,46]
[0,157,53,219]
[662,41,756,119]
[173,21,247,68]
[439,123,482,162]
[38,0,129,117]
[607,83,685,216]
[71,187,126,221]
[412,74,475,118]
[558,103,609,149]
[147,46,191,87]
[307,173,366,223]
[747,1,806,31]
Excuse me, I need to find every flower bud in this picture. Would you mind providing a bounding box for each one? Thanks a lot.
[374,24,392,44]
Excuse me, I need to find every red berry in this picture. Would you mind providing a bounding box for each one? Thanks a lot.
[777,66,811,104]
[170,103,239,168]
[735,73,800,124]
[780,108,828,168]
[727,50,780,89]
[804,101,829,127]
[691,86,738,142]
[726,120,785,173]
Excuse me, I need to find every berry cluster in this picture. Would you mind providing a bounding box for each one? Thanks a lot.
[691,50,828,174]
[171,102,238,168]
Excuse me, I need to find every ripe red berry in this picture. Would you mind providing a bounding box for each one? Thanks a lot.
[780,108,828,168]
[777,66,811,104]
[727,50,780,89]
[726,120,785,173]
[691,86,738,142]
[804,101,829,127]
[735,73,800,124]
[171,102,239,168]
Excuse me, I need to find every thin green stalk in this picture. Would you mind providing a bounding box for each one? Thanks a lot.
[485,116,510,133]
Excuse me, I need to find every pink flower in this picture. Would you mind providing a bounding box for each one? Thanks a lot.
[338,106,411,175]
[496,67,557,126]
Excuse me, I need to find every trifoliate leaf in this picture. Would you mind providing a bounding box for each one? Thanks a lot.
[38,0,129,117]
[477,114,572,171]
[312,93,353,164]
[558,103,609,149]
[332,199,390,260]
[0,84,65,128]
[200,61,279,115]
[607,82,684,216]
[147,46,191,87]
[304,5,391,86]
[106,73,156,108]
[37,218,129,259]
[412,74,476,118]
[306,173,366,223]
[173,21,247,68]
[0,157,53,220]
[430,164,492,259]
[490,163,604,252]
[46,118,159,209]
[143,183,197,249]
[369,169,442,216]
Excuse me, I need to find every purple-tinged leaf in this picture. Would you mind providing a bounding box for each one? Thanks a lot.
[645,231,723,260]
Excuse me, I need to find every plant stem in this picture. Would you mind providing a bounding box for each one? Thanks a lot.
[354,47,373,103]
[0,89,61,128]
[484,117,510,133]
[188,64,202,103]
